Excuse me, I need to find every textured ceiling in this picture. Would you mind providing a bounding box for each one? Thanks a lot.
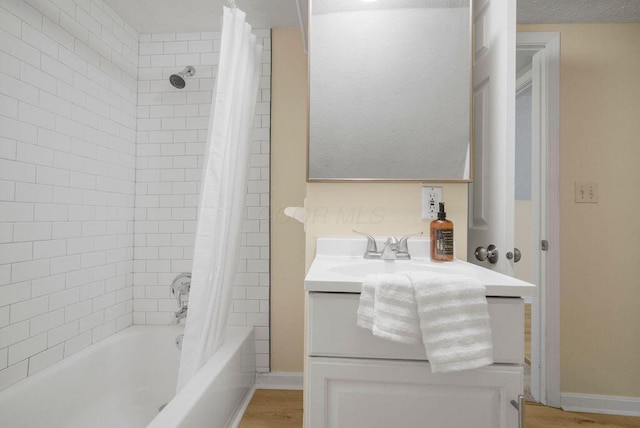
[103,0,640,34]
[518,0,640,24]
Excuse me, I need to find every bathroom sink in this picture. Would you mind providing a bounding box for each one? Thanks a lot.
[328,260,452,277]
[304,237,536,297]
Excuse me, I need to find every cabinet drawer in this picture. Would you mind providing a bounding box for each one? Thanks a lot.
[308,292,524,363]
[305,357,523,428]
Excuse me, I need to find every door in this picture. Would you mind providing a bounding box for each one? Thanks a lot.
[468,0,517,276]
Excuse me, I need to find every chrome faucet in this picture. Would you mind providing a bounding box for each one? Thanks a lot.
[171,273,191,325]
[173,306,188,324]
[353,230,422,260]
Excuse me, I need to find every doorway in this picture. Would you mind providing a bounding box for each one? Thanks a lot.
[515,32,561,407]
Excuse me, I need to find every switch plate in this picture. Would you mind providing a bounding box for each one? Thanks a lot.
[422,186,442,219]
[575,182,598,203]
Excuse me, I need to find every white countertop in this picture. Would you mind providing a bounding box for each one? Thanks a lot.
[304,237,536,297]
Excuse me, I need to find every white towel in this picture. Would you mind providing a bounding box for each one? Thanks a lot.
[407,271,493,373]
[357,274,421,344]
[371,273,422,345]
[356,274,376,330]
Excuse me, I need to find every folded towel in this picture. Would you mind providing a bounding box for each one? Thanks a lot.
[407,271,493,373]
[357,274,421,344]
[371,273,421,345]
[356,274,376,330]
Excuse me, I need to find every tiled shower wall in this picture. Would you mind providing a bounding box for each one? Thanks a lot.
[0,0,137,389]
[134,32,271,371]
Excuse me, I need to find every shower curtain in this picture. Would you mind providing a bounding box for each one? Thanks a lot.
[176,6,263,391]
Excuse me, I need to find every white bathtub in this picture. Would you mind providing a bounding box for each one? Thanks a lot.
[0,325,256,428]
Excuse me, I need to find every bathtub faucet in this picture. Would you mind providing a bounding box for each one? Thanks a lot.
[172,306,188,325]
[171,273,191,325]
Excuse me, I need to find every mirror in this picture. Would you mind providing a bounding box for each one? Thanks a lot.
[308,0,472,181]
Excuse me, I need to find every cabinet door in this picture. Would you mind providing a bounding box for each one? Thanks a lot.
[306,357,522,428]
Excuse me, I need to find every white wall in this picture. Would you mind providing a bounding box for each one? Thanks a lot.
[134,31,271,372]
[0,0,138,390]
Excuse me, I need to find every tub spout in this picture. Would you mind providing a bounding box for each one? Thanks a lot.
[172,306,188,325]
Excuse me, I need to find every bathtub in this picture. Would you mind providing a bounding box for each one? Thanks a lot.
[0,325,256,428]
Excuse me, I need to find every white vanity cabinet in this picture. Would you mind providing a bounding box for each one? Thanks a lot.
[305,292,524,428]
[304,238,535,428]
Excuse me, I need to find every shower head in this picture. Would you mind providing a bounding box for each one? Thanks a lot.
[169,66,195,89]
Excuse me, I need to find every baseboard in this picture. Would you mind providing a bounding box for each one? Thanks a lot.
[255,371,303,390]
[561,392,640,417]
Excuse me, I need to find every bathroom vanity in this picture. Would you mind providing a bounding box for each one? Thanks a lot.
[304,237,535,428]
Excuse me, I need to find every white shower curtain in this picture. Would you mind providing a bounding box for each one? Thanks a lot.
[176,6,263,392]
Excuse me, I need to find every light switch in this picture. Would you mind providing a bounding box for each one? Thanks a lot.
[575,182,598,203]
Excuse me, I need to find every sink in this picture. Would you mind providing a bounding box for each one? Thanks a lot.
[304,237,536,297]
[328,260,452,277]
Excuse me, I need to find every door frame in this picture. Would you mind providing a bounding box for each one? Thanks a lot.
[516,32,560,407]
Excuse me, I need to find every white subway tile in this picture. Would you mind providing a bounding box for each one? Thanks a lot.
[104,302,126,321]
[164,41,188,54]
[8,333,47,365]
[151,33,175,42]
[11,259,49,282]
[15,182,54,203]
[31,273,65,297]
[0,360,28,391]
[42,17,74,51]
[28,343,63,375]
[79,281,104,300]
[34,203,67,221]
[53,187,83,205]
[144,312,169,325]
[68,205,95,221]
[20,63,56,95]
[0,93,18,119]
[33,239,66,259]
[51,222,81,239]
[0,223,12,243]
[175,53,199,67]
[0,160,37,187]
[0,241,33,264]
[150,54,175,68]
[16,141,55,166]
[10,296,48,323]
[79,311,103,333]
[0,279,30,308]
[49,254,81,275]
[0,306,7,329]
[0,28,41,68]
[36,166,69,186]
[21,21,58,59]
[30,308,65,336]
[63,330,91,357]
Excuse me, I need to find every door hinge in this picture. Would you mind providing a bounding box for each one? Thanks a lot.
[541,240,549,251]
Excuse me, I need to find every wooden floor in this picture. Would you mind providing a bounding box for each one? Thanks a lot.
[238,389,640,428]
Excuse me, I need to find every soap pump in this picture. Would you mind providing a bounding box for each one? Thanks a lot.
[430,202,454,262]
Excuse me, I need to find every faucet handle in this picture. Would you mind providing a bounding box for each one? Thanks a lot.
[398,231,423,253]
[171,272,191,307]
[353,230,378,253]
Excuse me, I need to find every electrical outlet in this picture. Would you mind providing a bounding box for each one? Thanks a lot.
[422,186,442,219]
[575,182,598,203]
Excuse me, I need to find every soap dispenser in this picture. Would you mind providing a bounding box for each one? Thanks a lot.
[430,202,454,261]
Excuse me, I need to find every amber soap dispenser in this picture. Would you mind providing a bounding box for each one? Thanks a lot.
[430,202,454,261]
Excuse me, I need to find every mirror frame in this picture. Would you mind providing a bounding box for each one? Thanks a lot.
[306,0,475,183]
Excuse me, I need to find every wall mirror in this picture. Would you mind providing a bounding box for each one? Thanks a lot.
[308,0,472,181]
